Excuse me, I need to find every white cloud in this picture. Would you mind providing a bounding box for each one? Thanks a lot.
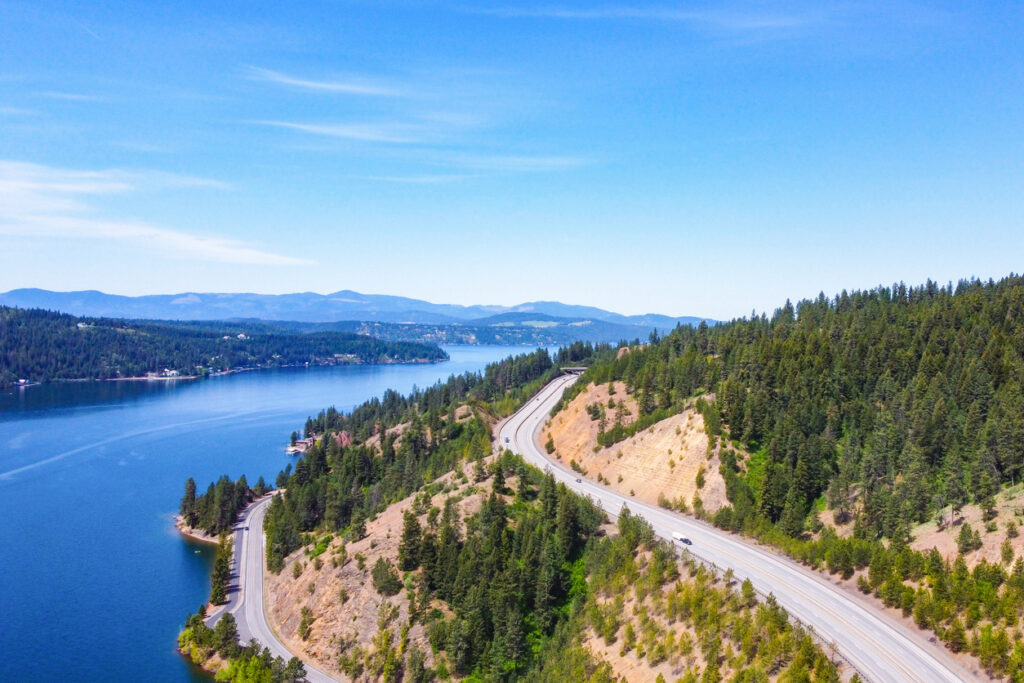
[0,105,35,116]
[435,153,589,172]
[354,174,477,184]
[36,91,105,102]
[468,5,818,31]
[247,67,401,96]
[0,161,305,266]
[256,120,430,144]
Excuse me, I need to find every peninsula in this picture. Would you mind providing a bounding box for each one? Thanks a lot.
[0,307,448,389]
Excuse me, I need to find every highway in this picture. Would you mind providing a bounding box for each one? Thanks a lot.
[208,495,336,683]
[499,373,979,683]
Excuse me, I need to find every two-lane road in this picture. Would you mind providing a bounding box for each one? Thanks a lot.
[207,495,336,682]
[500,374,979,683]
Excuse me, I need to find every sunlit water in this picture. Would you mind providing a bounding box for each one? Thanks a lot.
[0,346,526,681]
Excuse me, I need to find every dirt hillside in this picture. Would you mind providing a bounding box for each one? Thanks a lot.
[910,483,1024,568]
[545,381,729,513]
[265,459,493,680]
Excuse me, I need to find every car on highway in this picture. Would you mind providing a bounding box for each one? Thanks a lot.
[575,477,582,483]
[504,437,510,443]
[671,532,692,545]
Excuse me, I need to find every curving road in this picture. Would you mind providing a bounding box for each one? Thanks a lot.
[499,373,980,683]
[207,495,337,683]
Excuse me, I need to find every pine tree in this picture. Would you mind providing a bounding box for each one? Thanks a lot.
[210,534,232,604]
[180,478,197,527]
[398,510,422,571]
[956,522,980,554]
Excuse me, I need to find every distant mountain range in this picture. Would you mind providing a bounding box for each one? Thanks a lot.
[0,288,715,345]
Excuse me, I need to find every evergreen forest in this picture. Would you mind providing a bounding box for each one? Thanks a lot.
[0,306,448,387]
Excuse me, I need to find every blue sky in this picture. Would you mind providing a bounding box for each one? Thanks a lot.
[1,1,1021,319]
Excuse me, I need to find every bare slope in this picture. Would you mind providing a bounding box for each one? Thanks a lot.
[545,381,729,513]
[910,483,1024,567]
[264,460,491,679]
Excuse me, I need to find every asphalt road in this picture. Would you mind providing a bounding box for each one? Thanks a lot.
[499,373,980,683]
[208,494,337,683]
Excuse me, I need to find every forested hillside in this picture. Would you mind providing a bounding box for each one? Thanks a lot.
[274,456,839,682]
[0,307,447,387]
[570,276,1024,538]
[185,341,839,680]
[561,275,1024,676]
[264,349,561,572]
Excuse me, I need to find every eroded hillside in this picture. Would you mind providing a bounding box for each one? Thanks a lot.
[265,460,490,679]
[545,380,731,514]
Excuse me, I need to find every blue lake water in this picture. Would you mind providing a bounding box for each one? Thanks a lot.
[0,345,527,682]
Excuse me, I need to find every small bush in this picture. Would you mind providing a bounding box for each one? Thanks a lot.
[298,607,314,640]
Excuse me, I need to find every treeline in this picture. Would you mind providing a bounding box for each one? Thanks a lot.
[554,340,619,366]
[0,306,447,387]
[315,319,660,346]
[571,275,1024,540]
[178,610,306,682]
[302,348,563,440]
[180,474,268,536]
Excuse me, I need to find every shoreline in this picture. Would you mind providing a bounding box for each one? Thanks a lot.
[110,375,199,382]
[174,515,220,545]
[174,516,228,624]
[3,355,449,392]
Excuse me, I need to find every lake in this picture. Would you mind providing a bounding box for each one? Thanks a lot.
[0,345,528,682]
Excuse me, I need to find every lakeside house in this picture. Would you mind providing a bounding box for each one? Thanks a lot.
[287,436,317,455]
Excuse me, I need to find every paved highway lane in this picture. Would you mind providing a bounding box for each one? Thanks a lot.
[208,495,337,683]
[500,374,980,683]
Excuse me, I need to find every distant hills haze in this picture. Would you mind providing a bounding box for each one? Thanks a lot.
[0,288,713,330]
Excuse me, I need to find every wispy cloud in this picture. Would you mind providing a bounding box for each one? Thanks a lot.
[247,66,585,176]
[467,5,818,32]
[0,105,35,116]
[247,67,402,96]
[69,16,102,41]
[36,91,105,102]
[435,153,589,172]
[354,174,477,184]
[0,161,304,266]
[113,140,175,154]
[255,120,434,144]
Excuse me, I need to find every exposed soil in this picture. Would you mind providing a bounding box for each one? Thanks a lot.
[910,483,1024,567]
[264,458,496,679]
[582,619,707,683]
[545,381,729,513]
